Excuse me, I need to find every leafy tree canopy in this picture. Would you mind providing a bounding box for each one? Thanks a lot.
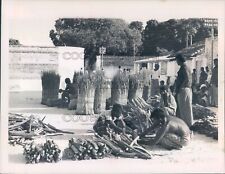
[142,18,214,56]
[49,18,143,60]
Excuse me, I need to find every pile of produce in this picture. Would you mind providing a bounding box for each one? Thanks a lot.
[41,71,60,106]
[8,113,73,145]
[23,140,61,163]
[192,104,217,120]
[111,72,129,105]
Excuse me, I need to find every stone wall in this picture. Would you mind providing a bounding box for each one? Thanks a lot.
[9,46,84,91]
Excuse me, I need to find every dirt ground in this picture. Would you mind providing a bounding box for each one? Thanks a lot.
[7,99,225,173]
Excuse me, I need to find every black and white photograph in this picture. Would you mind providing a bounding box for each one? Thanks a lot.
[1,0,225,173]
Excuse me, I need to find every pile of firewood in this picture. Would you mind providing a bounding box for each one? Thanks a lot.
[192,104,217,120]
[122,97,153,135]
[23,140,61,163]
[191,115,218,140]
[96,134,152,159]
[63,135,152,160]
[9,113,73,145]
[63,138,111,160]
[191,104,218,140]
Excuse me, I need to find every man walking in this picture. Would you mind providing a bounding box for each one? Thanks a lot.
[175,54,193,127]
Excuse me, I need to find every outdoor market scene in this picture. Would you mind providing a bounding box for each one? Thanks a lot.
[7,17,223,173]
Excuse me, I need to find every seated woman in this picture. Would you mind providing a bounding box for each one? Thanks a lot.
[139,108,191,150]
[197,84,209,107]
[159,86,177,116]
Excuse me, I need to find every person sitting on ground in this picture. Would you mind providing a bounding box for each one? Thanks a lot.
[160,86,177,116]
[59,78,75,105]
[197,84,208,107]
[139,108,191,150]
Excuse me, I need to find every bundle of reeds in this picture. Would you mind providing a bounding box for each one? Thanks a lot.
[76,71,96,115]
[111,72,129,105]
[41,71,60,105]
[68,72,80,110]
[94,70,107,114]
[128,74,144,101]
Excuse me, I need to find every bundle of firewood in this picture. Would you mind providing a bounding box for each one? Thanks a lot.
[192,104,217,120]
[23,140,61,163]
[63,135,152,160]
[191,104,218,140]
[9,113,73,145]
[63,138,111,160]
[96,134,152,159]
[190,115,218,140]
[122,97,153,135]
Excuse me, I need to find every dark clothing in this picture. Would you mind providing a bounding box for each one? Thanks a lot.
[65,83,75,95]
[199,71,208,85]
[61,83,75,104]
[192,72,197,86]
[211,66,218,87]
[175,63,192,94]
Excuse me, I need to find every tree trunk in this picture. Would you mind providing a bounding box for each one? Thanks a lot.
[190,35,193,46]
[186,32,189,48]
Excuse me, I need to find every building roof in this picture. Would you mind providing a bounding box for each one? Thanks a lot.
[168,40,205,58]
[134,56,173,63]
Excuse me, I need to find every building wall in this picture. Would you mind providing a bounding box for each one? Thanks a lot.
[205,37,218,71]
[103,55,151,79]
[9,46,84,91]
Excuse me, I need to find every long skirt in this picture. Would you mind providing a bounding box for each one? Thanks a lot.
[151,79,159,96]
[211,84,218,106]
[177,88,193,127]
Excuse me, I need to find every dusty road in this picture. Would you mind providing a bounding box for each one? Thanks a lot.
[6,103,225,173]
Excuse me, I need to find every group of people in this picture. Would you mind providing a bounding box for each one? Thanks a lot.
[192,59,218,107]
[62,54,218,151]
[137,54,218,150]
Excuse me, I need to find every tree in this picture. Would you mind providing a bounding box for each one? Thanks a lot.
[128,21,143,31]
[49,18,142,67]
[141,18,212,56]
[9,38,21,45]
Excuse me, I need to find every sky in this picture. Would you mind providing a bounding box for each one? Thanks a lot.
[5,0,225,46]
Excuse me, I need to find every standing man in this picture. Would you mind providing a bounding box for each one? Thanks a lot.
[210,59,218,107]
[192,69,197,87]
[191,69,198,104]
[199,67,208,86]
[175,54,193,127]
[151,63,160,96]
